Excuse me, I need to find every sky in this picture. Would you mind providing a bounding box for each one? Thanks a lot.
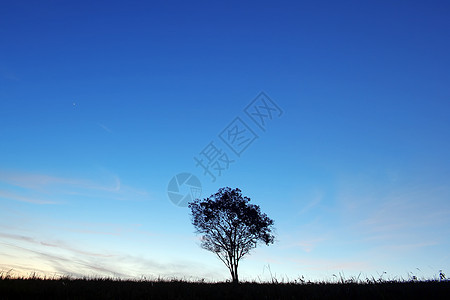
[1,0,450,282]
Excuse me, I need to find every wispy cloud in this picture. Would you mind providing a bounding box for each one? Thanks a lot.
[336,171,450,258]
[0,171,80,190]
[0,242,127,278]
[0,190,59,205]
[289,257,370,272]
[0,239,222,280]
[0,170,119,192]
[0,232,115,258]
[289,238,328,253]
[98,123,112,133]
[297,191,323,216]
[0,169,150,204]
[63,222,145,237]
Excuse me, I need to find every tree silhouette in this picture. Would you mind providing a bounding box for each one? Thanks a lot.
[188,187,275,283]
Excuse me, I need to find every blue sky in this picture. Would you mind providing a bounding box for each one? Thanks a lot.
[1,0,450,281]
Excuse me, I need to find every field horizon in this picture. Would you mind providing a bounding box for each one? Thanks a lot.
[2,271,450,299]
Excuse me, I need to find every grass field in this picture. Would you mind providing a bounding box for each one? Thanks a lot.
[1,274,449,299]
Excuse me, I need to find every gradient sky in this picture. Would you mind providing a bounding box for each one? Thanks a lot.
[1,0,450,281]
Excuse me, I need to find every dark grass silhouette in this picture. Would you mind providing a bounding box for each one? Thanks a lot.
[1,273,449,300]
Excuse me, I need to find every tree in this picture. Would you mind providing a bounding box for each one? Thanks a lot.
[188,187,275,283]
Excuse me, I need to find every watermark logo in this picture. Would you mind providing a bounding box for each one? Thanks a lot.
[194,142,235,182]
[245,92,283,131]
[167,92,283,206]
[167,173,202,207]
[219,117,258,157]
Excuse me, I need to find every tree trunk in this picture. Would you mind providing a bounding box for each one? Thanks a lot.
[234,263,239,284]
[229,263,239,284]
[229,267,236,283]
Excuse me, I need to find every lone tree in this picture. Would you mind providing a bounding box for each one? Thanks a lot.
[188,187,275,283]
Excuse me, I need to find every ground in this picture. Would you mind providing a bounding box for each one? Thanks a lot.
[1,278,449,299]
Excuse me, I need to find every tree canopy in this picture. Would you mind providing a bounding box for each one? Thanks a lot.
[188,187,275,283]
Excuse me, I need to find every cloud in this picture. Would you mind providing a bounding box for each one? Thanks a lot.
[98,123,112,133]
[297,191,323,216]
[0,238,221,280]
[0,169,150,204]
[0,170,111,191]
[63,222,145,237]
[0,190,59,205]
[290,238,327,253]
[335,171,450,261]
[0,242,127,278]
[0,232,115,258]
[289,257,370,272]
[354,187,450,243]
